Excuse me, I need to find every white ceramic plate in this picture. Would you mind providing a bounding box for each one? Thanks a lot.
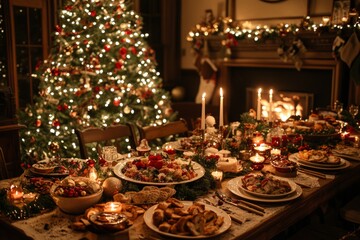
[143,201,231,239]
[238,175,297,199]
[113,158,205,186]
[30,158,86,177]
[289,153,351,170]
[227,177,302,203]
[332,152,360,161]
[332,146,360,161]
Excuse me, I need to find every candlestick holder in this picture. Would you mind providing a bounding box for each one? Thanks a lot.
[199,129,205,157]
[219,126,225,149]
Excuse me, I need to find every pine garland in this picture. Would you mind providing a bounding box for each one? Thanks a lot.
[0,189,56,221]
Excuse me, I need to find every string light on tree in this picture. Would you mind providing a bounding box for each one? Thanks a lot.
[18,0,174,163]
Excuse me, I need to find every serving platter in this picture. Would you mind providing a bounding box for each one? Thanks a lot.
[113,158,205,186]
[227,177,302,203]
[238,175,297,199]
[30,158,88,177]
[143,201,231,239]
[289,153,351,171]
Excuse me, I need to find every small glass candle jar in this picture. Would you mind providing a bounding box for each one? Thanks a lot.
[104,202,122,213]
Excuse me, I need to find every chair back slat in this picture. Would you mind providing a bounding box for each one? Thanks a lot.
[137,119,189,145]
[75,123,137,159]
[0,147,9,180]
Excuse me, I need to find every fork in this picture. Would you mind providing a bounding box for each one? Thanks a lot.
[216,190,265,216]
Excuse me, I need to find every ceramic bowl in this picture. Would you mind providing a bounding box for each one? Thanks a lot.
[50,177,103,214]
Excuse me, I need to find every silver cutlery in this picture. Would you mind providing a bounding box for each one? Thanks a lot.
[216,190,265,216]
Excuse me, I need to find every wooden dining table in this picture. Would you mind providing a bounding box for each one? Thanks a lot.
[1,156,360,240]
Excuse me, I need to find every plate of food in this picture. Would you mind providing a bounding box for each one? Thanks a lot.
[238,173,297,199]
[332,144,360,161]
[143,198,231,239]
[113,156,205,186]
[30,159,70,176]
[227,177,302,203]
[289,152,350,170]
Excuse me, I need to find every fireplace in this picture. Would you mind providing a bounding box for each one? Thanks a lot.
[246,88,314,122]
[217,53,342,123]
[222,65,334,122]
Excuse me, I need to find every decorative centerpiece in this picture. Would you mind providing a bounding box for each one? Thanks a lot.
[50,176,103,214]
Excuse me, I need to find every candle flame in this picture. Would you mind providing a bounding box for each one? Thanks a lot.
[220,87,223,97]
[269,89,273,95]
[202,92,206,98]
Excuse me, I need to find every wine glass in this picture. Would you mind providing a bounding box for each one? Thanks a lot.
[349,105,359,119]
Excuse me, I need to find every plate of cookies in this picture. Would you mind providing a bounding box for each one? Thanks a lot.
[113,186,176,205]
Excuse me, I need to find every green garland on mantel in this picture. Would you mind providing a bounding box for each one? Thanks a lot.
[187,15,360,51]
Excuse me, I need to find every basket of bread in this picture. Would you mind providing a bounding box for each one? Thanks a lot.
[143,198,231,238]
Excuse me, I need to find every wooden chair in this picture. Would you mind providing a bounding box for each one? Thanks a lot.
[75,124,137,159]
[340,193,360,225]
[136,119,189,146]
[0,147,9,180]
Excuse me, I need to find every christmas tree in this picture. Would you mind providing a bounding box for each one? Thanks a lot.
[18,0,174,165]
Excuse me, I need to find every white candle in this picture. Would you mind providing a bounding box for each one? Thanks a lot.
[257,88,262,120]
[211,170,223,181]
[249,153,265,163]
[201,92,206,129]
[269,89,273,122]
[219,88,224,127]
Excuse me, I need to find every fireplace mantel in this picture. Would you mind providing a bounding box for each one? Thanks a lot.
[209,31,347,122]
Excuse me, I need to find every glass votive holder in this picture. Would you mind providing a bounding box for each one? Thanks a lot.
[104,202,122,213]
[102,146,118,162]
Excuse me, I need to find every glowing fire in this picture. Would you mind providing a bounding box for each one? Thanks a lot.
[261,97,303,121]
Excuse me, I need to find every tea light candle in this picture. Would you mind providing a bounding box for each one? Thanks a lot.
[211,170,223,181]
[10,184,24,201]
[88,167,98,181]
[254,143,271,152]
[271,148,281,156]
[249,153,265,163]
[104,202,122,213]
[23,193,38,202]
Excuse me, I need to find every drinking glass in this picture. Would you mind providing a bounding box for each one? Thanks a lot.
[349,105,359,118]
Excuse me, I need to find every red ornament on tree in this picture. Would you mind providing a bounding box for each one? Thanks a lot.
[90,10,96,17]
[119,47,127,58]
[115,61,123,70]
[93,86,100,93]
[113,98,120,106]
[125,30,132,35]
[104,44,111,52]
[65,5,72,11]
[52,119,60,127]
[130,46,137,55]
[55,25,62,33]
[36,119,42,127]
[51,68,60,76]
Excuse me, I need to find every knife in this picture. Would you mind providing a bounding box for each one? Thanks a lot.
[216,190,265,216]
